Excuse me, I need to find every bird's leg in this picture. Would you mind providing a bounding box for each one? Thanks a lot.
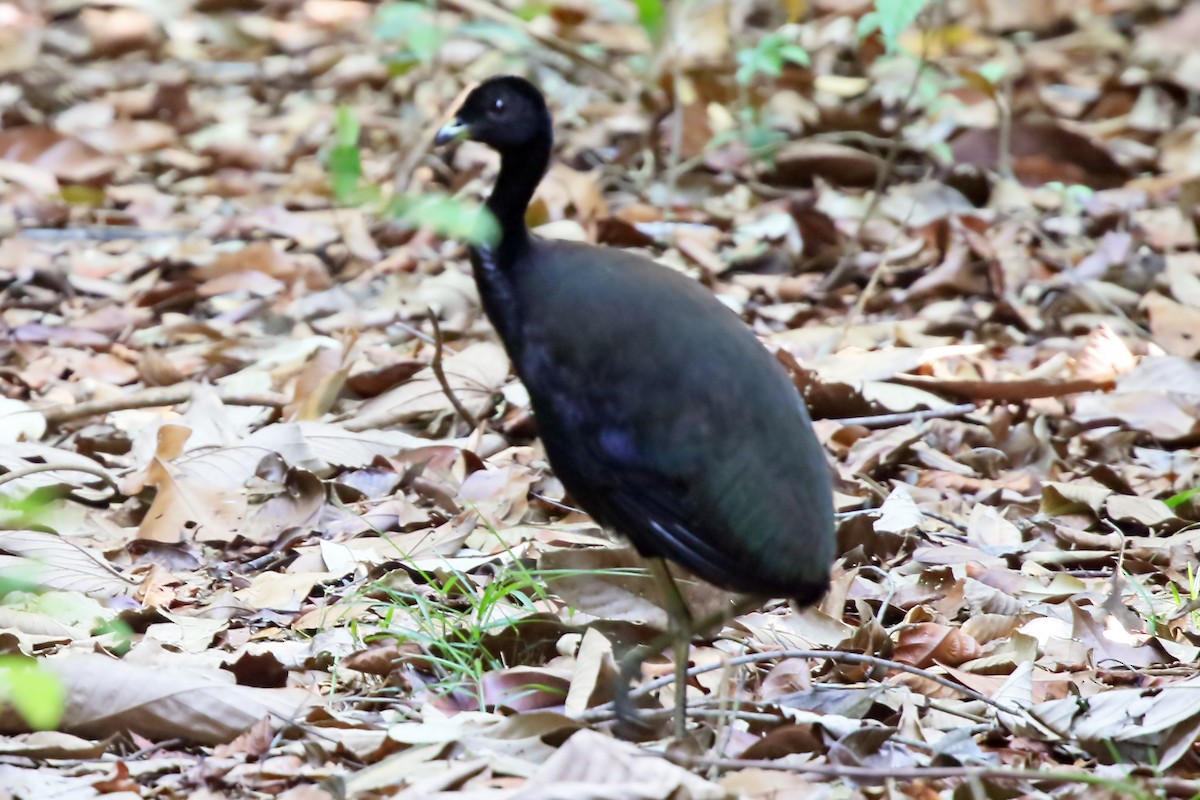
[613,591,764,739]
[648,558,695,740]
[614,559,695,739]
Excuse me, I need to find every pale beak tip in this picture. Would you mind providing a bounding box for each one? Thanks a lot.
[435,119,469,146]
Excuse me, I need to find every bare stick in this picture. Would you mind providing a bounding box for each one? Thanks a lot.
[587,648,1025,719]
[664,752,1168,798]
[819,23,934,295]
[835,403,978,429]
[440,0,629,94]
[0,461,117,489]
[39,384,288,426]
[429,314,480,431]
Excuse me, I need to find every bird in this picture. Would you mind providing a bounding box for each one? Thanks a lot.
[434,75,835,739]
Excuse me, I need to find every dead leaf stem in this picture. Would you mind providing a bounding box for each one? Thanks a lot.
[663,0,687,209]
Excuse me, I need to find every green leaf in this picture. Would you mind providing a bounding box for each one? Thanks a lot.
[977,60,1007,85]
[60,185,105,205]
[408,23,445,62]
[330,106,363,204]
[0,657,64,731]
[1064,184,1094,203]
[458,20,533,48]
[857,11,881,39]
[872,0,928,52]
[374,2,430,40]
[736,26,809,85]
[633,0,665,41]
[334,105,360,148]
[388,193,500,247]
[928,139,953,165]
[779,43,811,67]
[1166,486,1200,509]
[373,2,448,64]
[513,2,552,21]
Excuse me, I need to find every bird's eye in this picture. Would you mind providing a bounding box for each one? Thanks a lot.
[490,98,505,115]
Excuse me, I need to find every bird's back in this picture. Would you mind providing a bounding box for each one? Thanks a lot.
[482,238,834,601]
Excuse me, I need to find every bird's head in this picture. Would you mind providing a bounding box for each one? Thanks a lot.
[435,76,552,152]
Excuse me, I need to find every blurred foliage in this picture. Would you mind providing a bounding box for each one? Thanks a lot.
[386,192,500,247]
[632,0,665,43]
[327,105,499,247]
[0,656,64,731]
[359,0,944,241]
[374,2,449,73]
[859,0,931,52]
[736,24,810,85]
[329,106,363,205]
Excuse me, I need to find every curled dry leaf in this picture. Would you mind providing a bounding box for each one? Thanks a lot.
[1012,672,1200,769]
[893,622,982,668]
[951,122,1130,189]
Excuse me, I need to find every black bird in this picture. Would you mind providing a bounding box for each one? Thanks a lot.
[435,76,835,737]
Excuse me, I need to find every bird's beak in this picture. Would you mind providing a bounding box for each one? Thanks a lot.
[434,118,470,146]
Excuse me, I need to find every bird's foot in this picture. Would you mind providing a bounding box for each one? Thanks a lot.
[612,651,668,741]
[612,698,659,741]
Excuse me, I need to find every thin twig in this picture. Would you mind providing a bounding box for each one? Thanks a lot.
[636,705,779,724]
[439,0,630,94]
[123,738,185,761]
[38,384,288,426]
[664,0,687,209]
[831,189,921,351]
[663,753,1164,799]
[584,648,1026,720]
[834,403,978,429]
[820,28,934,295]
[920,510,969,534]
[429,314,480,431]
[0,461,118,489]
[15,227,194,242]
[892,375,1114,402]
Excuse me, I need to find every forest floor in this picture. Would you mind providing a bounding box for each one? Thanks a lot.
[3,0,1200,798]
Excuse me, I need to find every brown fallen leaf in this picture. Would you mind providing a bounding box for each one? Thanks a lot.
[515,729,729,800]
[0,127,122,187]
[135,424,247,543]
[893,622,982,668]
[895,373,1115,402]
[951,122,1130,189]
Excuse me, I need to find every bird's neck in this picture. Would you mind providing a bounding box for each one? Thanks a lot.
[485,132,551,258]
